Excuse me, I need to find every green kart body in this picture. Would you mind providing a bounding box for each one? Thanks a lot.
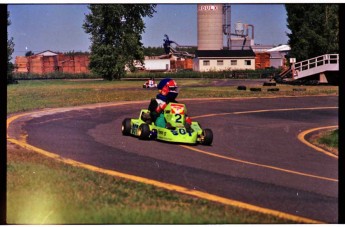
[122,102,213,145]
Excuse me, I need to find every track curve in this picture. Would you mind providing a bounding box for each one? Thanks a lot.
[7,96,338,223]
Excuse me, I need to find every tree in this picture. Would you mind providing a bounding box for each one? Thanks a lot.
[143,46,165,56]
[83,4,156,80]
[285,4,339,61]
[7,11,15,84]
[25,51,35,57]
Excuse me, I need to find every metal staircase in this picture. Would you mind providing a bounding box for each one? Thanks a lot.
[293,54,339,83]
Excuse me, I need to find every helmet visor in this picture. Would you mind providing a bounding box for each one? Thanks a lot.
[168,86,178,92]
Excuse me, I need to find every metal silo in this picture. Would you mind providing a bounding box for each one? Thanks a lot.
[197,4,223,50]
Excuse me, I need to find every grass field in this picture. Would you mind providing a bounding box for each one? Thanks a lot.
[7,143,294,224]
[7,79,338,114]
[7,79,338,224]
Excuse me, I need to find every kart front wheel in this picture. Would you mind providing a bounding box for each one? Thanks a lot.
[138,123,150,140]
[201,129,213,145]
[122,118,131,136]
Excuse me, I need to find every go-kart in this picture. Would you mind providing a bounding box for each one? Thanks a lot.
[121,102,213,145]
[143,79,157,88]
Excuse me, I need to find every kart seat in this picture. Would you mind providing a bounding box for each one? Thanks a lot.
[141,112,152,124]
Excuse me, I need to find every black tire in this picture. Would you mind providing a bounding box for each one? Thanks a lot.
[237,85,247,91]
[122,118,132,136]
[201,129,213,145]
[138,123,151,140]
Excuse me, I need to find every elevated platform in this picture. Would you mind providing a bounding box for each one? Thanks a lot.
[294,54,339,83]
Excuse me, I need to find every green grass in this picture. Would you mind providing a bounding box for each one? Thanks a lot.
[7,145,294,224]
[7,80,156,113]
[7,79,338,114]
[318,129,338,148]
[7,79,337,224]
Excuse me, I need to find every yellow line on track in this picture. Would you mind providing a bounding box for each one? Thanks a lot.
[298,126,338,159]
[7,102,337,224]
[6,131,323,224]
[193,106,338,119]
[179,145,337,182]
[188,106,338,182]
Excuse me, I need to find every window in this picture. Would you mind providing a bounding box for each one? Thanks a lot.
[231,60,237,65]
[217,60,224,65]
[203,60,210,66]
[245,60,252,66]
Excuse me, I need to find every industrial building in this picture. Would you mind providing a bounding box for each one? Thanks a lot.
[193,49,255,72]
[266,45,291,69]
[191,3,260,72]
[140,57,171,72]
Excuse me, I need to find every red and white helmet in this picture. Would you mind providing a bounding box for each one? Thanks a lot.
[158,78,178,97]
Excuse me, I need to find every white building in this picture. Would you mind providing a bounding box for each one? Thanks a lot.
[143,59,170,72]
[130,58,171,72]
[251,44,275,53]
[267,45,291,68]
[193,49,256,72]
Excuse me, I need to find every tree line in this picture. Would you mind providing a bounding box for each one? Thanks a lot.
[24,47,192,58]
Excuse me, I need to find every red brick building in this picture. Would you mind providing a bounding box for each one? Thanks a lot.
[15,50,90,74]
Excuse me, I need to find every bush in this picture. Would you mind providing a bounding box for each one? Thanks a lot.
[7,62,18,85]
[318,129,338,148]
[12,68,281,81]
[125,68,280,80]
[7,72,18,84]
[13,72,101,80]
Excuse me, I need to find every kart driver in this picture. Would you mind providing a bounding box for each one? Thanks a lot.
[144,78,192,129]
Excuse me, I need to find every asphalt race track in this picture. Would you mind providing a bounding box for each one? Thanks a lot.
[7,96,338,223]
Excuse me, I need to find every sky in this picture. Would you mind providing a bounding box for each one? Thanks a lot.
[8,4,290,61]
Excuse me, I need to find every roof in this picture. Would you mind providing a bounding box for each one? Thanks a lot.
[34,50,59,56]
[266,45,291,52]
[251,44,275,53]
[195,49,256,58]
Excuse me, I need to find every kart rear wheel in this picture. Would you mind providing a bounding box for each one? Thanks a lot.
[138,123,150,140]
[122,118,131,136]
[201,129,213,145]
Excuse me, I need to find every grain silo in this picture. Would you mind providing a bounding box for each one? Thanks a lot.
[197,4,223,50]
